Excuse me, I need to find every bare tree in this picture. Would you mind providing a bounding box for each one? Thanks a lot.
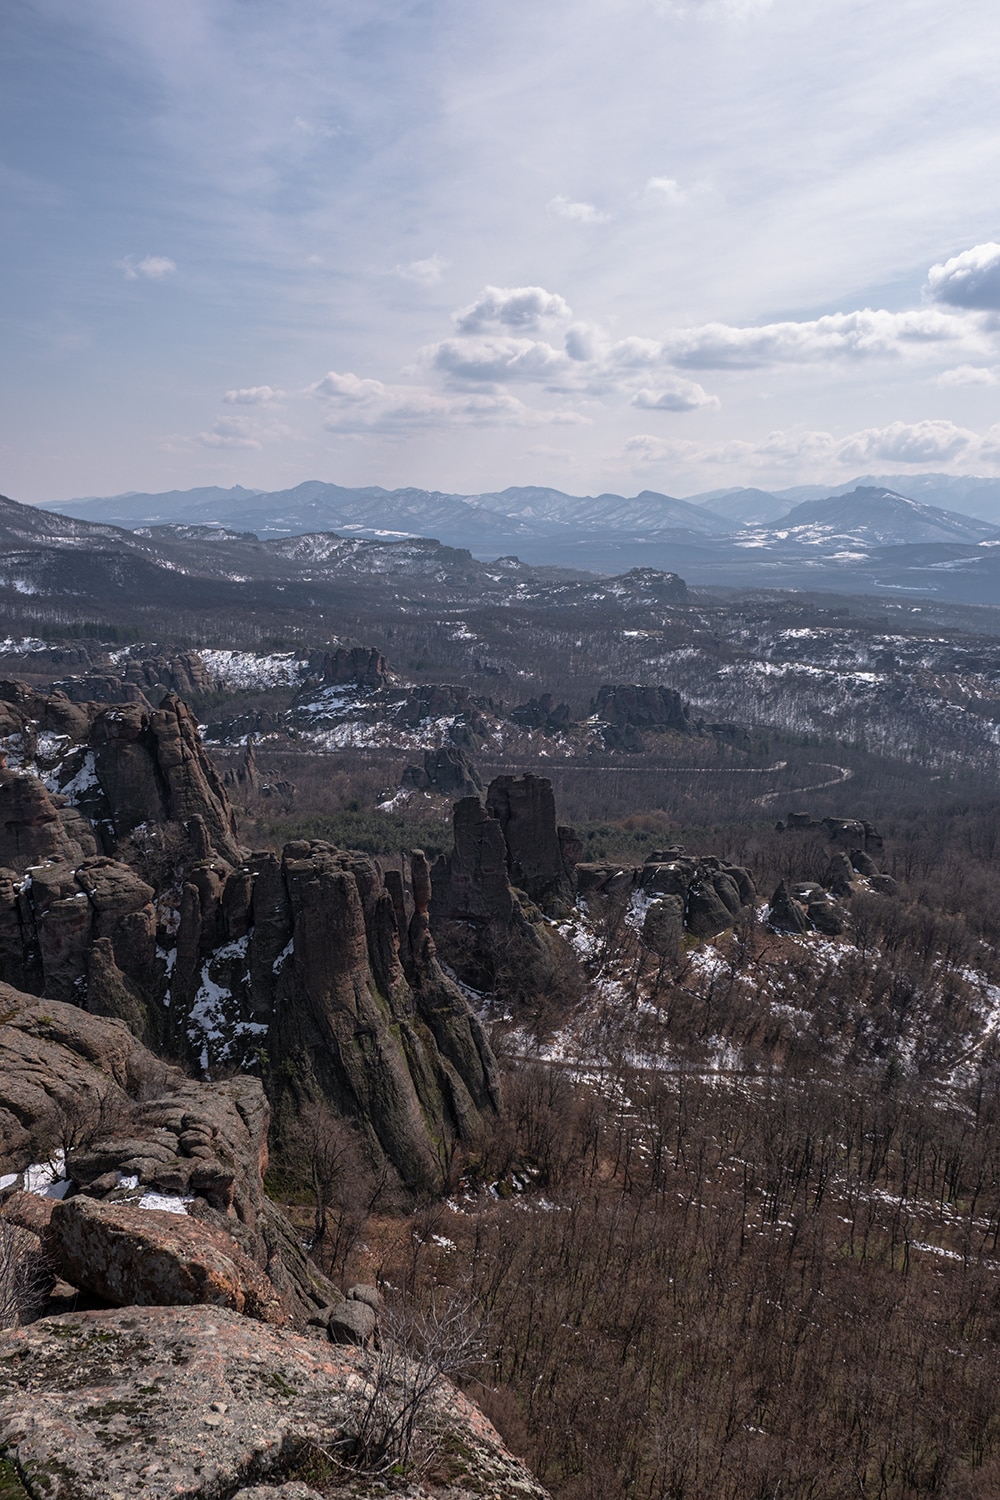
[0,1218,50,1330]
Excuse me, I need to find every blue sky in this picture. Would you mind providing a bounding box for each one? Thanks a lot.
[3,0,1000,503]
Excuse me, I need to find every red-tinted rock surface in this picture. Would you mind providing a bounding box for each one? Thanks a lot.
[0,1304,549,1500]
[45,1196,285,1323]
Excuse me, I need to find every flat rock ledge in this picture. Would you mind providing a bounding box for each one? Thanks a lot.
[0,1304,547,1500]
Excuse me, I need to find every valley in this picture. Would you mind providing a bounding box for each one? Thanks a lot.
[5,489,1000,1497]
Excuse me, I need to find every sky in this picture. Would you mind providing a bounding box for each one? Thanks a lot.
[3,0,1000,505]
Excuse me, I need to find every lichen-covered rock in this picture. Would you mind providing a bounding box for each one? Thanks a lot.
[45,1196,285,1324]
[0,1305,549,1500]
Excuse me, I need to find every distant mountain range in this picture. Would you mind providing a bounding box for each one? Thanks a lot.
[6,476,1000,604]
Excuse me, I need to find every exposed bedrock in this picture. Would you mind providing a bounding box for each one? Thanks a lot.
[0,985,338,1323]
[0,1304,549,1500]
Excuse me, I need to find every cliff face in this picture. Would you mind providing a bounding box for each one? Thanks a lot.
[0,684,500,1194]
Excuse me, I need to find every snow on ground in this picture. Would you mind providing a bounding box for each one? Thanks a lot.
[199,649,309,690]
[137,1192,193,1214]
[23,1150,71,1199]
[186,936,267,1072]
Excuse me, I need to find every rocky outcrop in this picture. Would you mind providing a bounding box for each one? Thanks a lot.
[45,1196,285,1324]
[510,693,572,733]
[0,769,99,873]
[0,986,338,1324]
[0,687,501,1197]
[0,1304,549,1500]
[766,839,897,936]
[779,812,884,852]
[260,842,499,1193]
[91,694,242,862]
[307,645,390,690]
[591,684,691,746]
[486,774,576,910]
[431,796,520,927]
[402,744,483,798]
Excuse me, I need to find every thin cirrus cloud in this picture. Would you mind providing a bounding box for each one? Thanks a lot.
[393,254,450,286]
[223,385,285,405]
[624,419,998,473]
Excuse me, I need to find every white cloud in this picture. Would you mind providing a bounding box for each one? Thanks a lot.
[837,418,977,466]
[547,195,611,225]
[223,385,284,404]
[925,243,1000,311]
[661,307,971,369]
[122,255,177,280]
[936,364,998,387]
[311,370,386,401]
[623,434,676,465]
[393,253,449,286]
[454,285,572,333]
[429,336,570,384]
[620,419,1000,478]
[197,416,261,449]
[322,386,587,433]
[565,324,597,362]
[645,176,687,205]
[632,378,719,412]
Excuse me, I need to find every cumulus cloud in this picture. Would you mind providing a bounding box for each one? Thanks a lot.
[393,253,449,286]
[547,195,611,225]
[454,285,572,333]
[428,336,569,384]
[632,377,719,411]
[623,434,675,464]
[837,419,977,466]
[661,307,968,369]
[123,255,177,280]
[565,324,597,362]
[311,370,386,401]
[937,364,998,387]
[620,419,1000,477]
[223,385,284,404]
[925,243,1000,311]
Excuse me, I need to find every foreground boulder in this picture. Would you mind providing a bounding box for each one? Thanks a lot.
[45,1196,285,1324]
[0,1304,548,1500]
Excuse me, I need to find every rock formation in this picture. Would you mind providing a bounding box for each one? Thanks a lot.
[401,744,483,798]
[0,1304,548,1500]
[0,686,502,1195]
[0,984,337,1324]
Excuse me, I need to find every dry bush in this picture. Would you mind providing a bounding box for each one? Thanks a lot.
[0,1218,50,1329]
